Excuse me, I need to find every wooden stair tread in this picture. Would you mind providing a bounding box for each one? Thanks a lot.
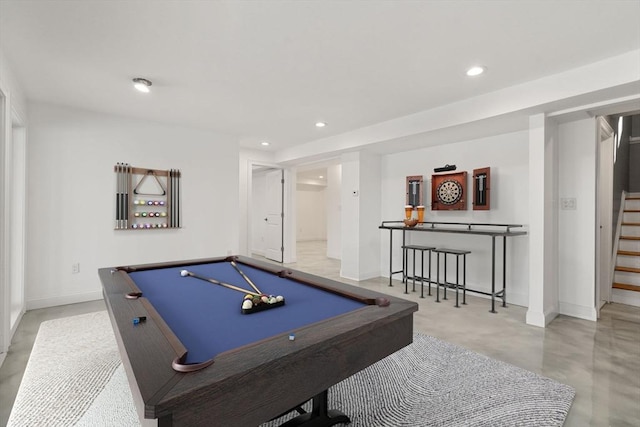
[622,222,640,226]
[624,209,640,213]
[626,197,640,200]
[615,266,640,273]
[620,236,640,240]
[613,283,640,292]
[618,250,640,257]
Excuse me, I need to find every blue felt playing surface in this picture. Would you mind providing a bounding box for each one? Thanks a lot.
[129,262,366,364]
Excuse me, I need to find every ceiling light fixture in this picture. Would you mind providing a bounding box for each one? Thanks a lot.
[261,141,270,146]
[315,122,326,128]
[133,78,152,93]
[466,66,485,77]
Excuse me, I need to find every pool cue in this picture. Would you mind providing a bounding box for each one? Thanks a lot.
[121,163,126,229]
[172,169,176,227]
[175,169,180,227]
[230,261,261,295]
[116,163,122,229]
[173,169,178,227]
[125,163,130,228]
[170,169,174,227]
[169,169,174,227]
[176,170,181,227]
[181,270,260,296]
[115,163,119,229]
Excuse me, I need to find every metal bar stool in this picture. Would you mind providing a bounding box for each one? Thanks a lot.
[433,248,471,307]
[401,245,436,297]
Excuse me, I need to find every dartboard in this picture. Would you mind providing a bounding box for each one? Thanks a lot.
[436,179,463,205]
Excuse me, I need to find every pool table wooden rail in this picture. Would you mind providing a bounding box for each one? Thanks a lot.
[99,255,418,427]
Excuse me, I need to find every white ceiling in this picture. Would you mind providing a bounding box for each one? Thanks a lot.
[1,1,639,156]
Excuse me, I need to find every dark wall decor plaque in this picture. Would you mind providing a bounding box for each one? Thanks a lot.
[473,167,491,210]
[406,175,423,207]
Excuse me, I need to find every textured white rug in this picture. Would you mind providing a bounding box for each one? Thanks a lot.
[8,311,575,427]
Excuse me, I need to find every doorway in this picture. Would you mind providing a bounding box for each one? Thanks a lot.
[295,161,342,267]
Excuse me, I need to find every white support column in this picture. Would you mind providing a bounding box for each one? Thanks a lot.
[527,114,559,327]
[340,151,381,281]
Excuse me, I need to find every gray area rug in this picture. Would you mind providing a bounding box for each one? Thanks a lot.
[8,311,574,426]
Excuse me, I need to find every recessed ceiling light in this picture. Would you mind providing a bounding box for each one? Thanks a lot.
[315,122,327,128]
[261,141,270,146]
[319,175,324,179]
[133,78,152,93]
[466,66,485,77]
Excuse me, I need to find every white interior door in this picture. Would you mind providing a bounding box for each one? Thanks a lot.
[265,169,284,262]
[597,130,614,317]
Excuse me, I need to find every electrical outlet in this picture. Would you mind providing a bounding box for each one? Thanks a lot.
[72,263,80,274]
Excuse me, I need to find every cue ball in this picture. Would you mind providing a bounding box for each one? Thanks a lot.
[180,270,189,277]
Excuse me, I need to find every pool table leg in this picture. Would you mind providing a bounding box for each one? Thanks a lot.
[278,390,350,427]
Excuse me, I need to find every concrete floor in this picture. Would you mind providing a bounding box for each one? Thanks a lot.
[1,241,639,426]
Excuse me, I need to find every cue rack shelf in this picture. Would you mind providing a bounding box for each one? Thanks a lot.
[114,163,182,230]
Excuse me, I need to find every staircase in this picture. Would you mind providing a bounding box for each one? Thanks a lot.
[612,194,640,306]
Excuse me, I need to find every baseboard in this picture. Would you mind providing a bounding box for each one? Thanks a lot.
[339,269,380,282]
[9,309,25,342]
[26,291,103,310]
[526,306,559,327]
[612,288,640,307]
[558,301,597,321]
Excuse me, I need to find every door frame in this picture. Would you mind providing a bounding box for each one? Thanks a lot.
[595,116,614,317]
[0,79,9,363]
[246,161,296,264]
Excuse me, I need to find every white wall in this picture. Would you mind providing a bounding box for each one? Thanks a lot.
[557,117,598,320]
[296,187,327,241]
[381,131,530,306]
[326,164,342,259]
[26,103,240,309]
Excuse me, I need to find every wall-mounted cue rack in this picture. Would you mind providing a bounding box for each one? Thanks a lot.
[114,163,182,230]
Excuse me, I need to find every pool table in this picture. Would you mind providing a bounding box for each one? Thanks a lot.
[99,255,418,427]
